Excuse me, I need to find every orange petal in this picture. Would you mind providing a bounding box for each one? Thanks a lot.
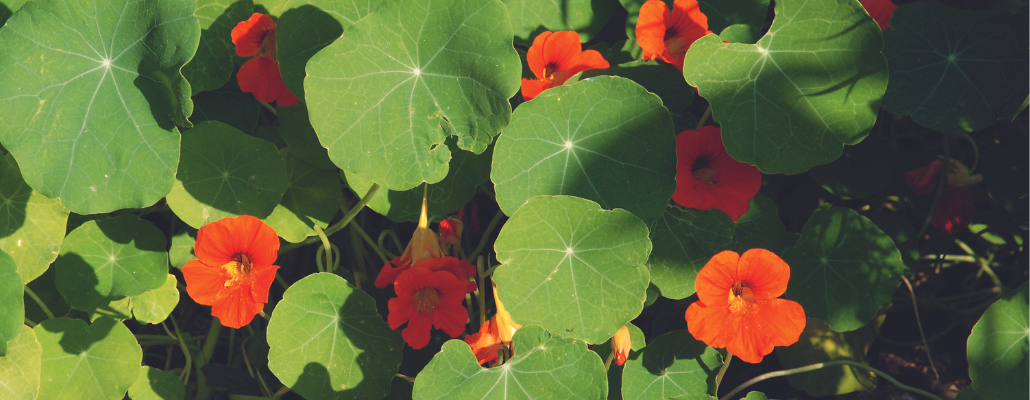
[182,260,229,306]
[231,13,276,57]
[542,31,586,72]
[465,319,501,364]
[685,300,737,349]
[521,78,549,101]
[193,215,279,268]
[755,298,806,347]
[903,159,943,196]
[737,249,790,300]
[526,31,554,77]
[636,0,672,57]
[694,250,741,307]
[564,49,610,77]
[612,325,631,366]
[211,287,264,329]
[250,264,280,304]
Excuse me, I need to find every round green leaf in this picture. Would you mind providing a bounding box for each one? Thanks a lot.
[35,317,142,400]
[647,207,734,300]
[492,77,677,223]
[0,0,199,214]
[95,274,180,325]
[881,1,1029,135]
[54,215,169,313]
[278,103,335,170]
[263,149,342,243]
[741,392,768,400]
[683,0,888,175]
[267,273,402,400]
[0,0,28,25]
[505,0,614,45]
[810,135,893,200]
[413,325,607,399]
[167,121,290,229]
[306,0,521,191]
[0,250,24,356]
[968,281,1029,400]
[183,0,254,94]
[726,193,786,254]
[493,195,651,344]
[621,331,722,400]
[168,228,197,270]
[579,61,695,113]
[782,206,906,332]
[0,153,70,283]
[0,325,42,400]
[128,366,186,400]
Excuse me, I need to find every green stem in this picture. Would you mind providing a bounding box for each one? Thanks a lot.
[194,319,223,400]
[477,257,488,328]
[24,286,54,320]
[169,316,192,384]
[696,105,712,130]
[353,223,390,263]
[278,184,380,255]
[466,210,505,263]
[715,353,732,391]
[604,351,615,371]
[314,224,331,273]
[274,273,290,291]
[24,317,36,327]
[396,373,416,383]
[719,360,943,400]
[900,275,940,382]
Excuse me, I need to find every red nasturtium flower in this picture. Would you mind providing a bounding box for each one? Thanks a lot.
[231,13,299,106]
[685,249,806,364]
[860,0,898,30]
[388,267,470,349]
[612,325,631,366]
[904,158,981,234]
[375,194,449,289]
[635,0,712,71]
[521,31,610,101]
[673,126,762,221]
[182,215,281,329]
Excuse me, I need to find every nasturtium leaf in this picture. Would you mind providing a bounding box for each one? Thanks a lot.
[23,266,71,323]
[968,281,1029,400]
[346,141,491,223]
[505,0,615,45]
[579,61,695,113]
[718,24,762,45]
[54,215,169,313]
[782,206,906,332]
[777,316,881,397]
[697,0,770,44]
[647,207,734,300]
[683,0,888,175]
[278,103,335,170]
[593,322,646,363]
[621,331,722,400]
[741,392,768,400]
[167,121,289,229]
[35,317,142,400]
[726,194,785,254]
[183,0,254,94]
[168,228,197,270]
[492,77,677,222]
[0,0,199,214]
[189,88,261,134]
[881,1,1029,135]
[0,325,41,400]
[810,135,892,200]
[263,149,342,243]
[0,153,70,283]
[306,0,520,191]
[268,273,402,400]
[413,325,608,400]
[493,195,651,344]
[128,366,187,400]
[0,250,23,356]
[0,0,28,25]
[95,274,180,324]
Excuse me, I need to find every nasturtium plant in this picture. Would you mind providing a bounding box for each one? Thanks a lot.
[184,0,254,94]
[262,149,342,243]
[128,366,188,400]
[646,207,734,300]
[0,325,41,399]
[621,331,723,400]
[93,274,180,325]
[35,317,142,400]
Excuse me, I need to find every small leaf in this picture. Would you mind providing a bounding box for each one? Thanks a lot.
[262,149,342,243]
[0,325,42,400]
[647,207,734,300]
[183,0,254,94]
[95,274,180,325]
[128,366,186,400]
[0,250,24,356]
[0,153,70,283]
[413,325,608,399]
[494,195,651,344]
[621,331,722,400]
[505,0,615,45]
[168,229,197,270]
[726,194,786,254]
[35,317,142,400]
[968,281,1029,400]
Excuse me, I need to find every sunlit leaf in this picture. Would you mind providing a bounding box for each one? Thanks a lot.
[881,1,1029,135]
[35,317,142,400]
[493,195,651,344]
[166,121,289,229]
[168,228,197,270]
[0,325,41,400]
[505,0,615,45]
[782,206,906,332]
[128,366,186,400]
[647,207,734,300]
[262,149,342,243]
[968,281,1028,400]
[183,0,254,94]
[95,274,180,325]
[0,250,23,356]
[683,0,888,175]
[777,316,882,396]
[0,153,69,283]
[492,77,677,223]
[0,0,28,25]
[413,325,608,399]
[54,215,169,313]
[726,194,785,254]
[0,0,200,213]
[621,331,722,400]
[306,0,521,190]
[267,273,402,400]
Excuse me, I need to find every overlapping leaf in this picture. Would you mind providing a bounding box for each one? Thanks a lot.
[267,273,402,400]
[190,88,261,134]
[94,274,180,324]
[128,366,187,400]
[777,316,881,396]
[183,0,254,94]
[413,326,607,399]
[725,194,785,254]
[35,317,142,400]
[0,153,70,283]
[698,0,770,44]
[278,103,335,170]
[305,0,521,190]
[0,250,23,356]
[0,325,41,400]
[683,0,888,174]
[505,0,615,45]
[579,61,694,113]
[647,207,734,300]
[0,0,199,213]
[621,331,722,400]
[882,1,1029,135]
[968,282,1028,400]
[493,195,651,344]
[263,149,342,243]
[492,77,677,222]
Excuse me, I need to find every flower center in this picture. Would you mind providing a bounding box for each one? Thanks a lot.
[260,30,277,58]
[542,63,569,86]
[664,36,689,58]
[727,281,757,314]
[692,157,717,184]
[414,287,441,313]
[221,254,253,288]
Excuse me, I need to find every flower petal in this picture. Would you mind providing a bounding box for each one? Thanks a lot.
[250,264,280,304]
[694,250,741,307]
[521,78,549,101]
[933,186,975,234]
[374,258,411,289]
[194,215,280,268]
[231,13,275,57]
[401,313,433,349]
[904,159,943,196]
[636,0,672,57]
[237,56,298,105]
[182,260,229,306]
[388,296,417,330]
[860,0,897,30]
[538,31,584,74]
[211,287,264,329]
[432,302,470,338]
[737,249,790,300]
[754,298,806,348]
[685,300,736,349]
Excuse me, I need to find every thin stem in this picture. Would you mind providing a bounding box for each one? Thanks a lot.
[900,275,939,382]
[241,336,273,397]
[466,210,505,263]
[24,286,54,320]
[353,223,390,263]
[275,273,290,291]
[378,229,404,256]
[715,353,733,391]
[915,138,950,241]
[719,360,943,400]
[396,373,416,383]
[477,257,488,328]
[604,351,615,371]
[279,184,381,254]
[259,101,277,116]
[169,316,192,384]
[24,317,36,327]
[227,329,236,366]
[696,105,713,130]
[957,134,980,171]
[314,224,332,274]
[272,387,291,400]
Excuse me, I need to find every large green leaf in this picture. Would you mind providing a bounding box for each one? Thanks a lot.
[54,215,169,313]
[725,193,785,254]
[621,331,722,400]
[413,325,608,399]
[267,273,402,400]
[0,0,199,214]
[167,121,289,229]
[683,0,888,175]
[183,0,254,94]
[278,103,335,170]
[881,1,1029,135]
[0,325,42,400]
[128,366,187,400]
[35,317,142,400]
[968,282,1029,400]
[0,153,70,283]
[0,250,23,356]
[493,195,651,344]
[647,207,734,300]
[305,0,521,191]
[94,274,180,325]
[263,149,342,243]
[492,77,677,223]
[0,0,28,25]
[782,206,906,332]
[504,0,615,46]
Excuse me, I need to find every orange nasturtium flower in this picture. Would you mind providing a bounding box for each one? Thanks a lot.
[465,286,521,364]
[612,325,631,366]
[182,215,281,329]
[231,13,299,106]
[388,266,470,349]
[635,0,712,71]
[860,0,898,30]
[521,31,610,101]
[685,249,806,364]
[673,126,762,221]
